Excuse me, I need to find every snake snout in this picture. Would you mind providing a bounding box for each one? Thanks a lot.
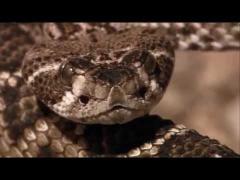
[108,86,127,108]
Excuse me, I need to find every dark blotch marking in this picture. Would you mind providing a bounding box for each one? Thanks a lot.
[96,67,133,85]
[89,33,99,43]
[8,112,40,140]
[68,57,94,70]
[181,25,196,36]
[28,68,33,75]
[98,53,112,61]
[40,61,47,66]
[54,58,62,63]
[121,50,141,65]
[38,77,43,84]
[33,63,39,70]
[189,43,202,50]
[3,104,21,124]
[38,146,57,157]
[35,57,42,62]
[3,103,42,141]
[1,86,20,105]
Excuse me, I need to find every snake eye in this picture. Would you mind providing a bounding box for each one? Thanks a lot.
[121,50,141,65]
[60,63,75,86]
[122,50,156,74]
[142,52,156,75]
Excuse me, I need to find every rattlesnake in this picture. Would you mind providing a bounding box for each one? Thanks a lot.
[0,23,239,157]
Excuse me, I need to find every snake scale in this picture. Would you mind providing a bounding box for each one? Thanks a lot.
[0,23,239,157]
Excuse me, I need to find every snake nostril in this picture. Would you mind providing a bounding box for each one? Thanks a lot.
[137,86,148,98]
[79,95,90,105]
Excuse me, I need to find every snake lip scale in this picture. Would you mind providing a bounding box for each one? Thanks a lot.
[0,23,239,157]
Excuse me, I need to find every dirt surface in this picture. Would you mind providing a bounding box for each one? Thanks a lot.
[152,51,240,153]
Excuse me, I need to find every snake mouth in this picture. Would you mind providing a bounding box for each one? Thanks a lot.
[109,105,134,112]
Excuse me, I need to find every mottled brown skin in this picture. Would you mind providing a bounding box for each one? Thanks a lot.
[22,26,175,124]
[0,23,239,157]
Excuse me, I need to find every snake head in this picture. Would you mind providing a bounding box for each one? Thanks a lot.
[22,27,175,124]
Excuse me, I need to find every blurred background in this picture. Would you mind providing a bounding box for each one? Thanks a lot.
[151,51,239,153]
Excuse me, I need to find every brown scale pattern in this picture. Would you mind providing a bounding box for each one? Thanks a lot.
[0,23,240,157]
[32,73,63,105]
[105,27,174,52]
[109,23,240,50]
[1,115,238,157]
[0,24,34,72]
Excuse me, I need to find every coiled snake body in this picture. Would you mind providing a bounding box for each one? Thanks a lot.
[0,23,239,157]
